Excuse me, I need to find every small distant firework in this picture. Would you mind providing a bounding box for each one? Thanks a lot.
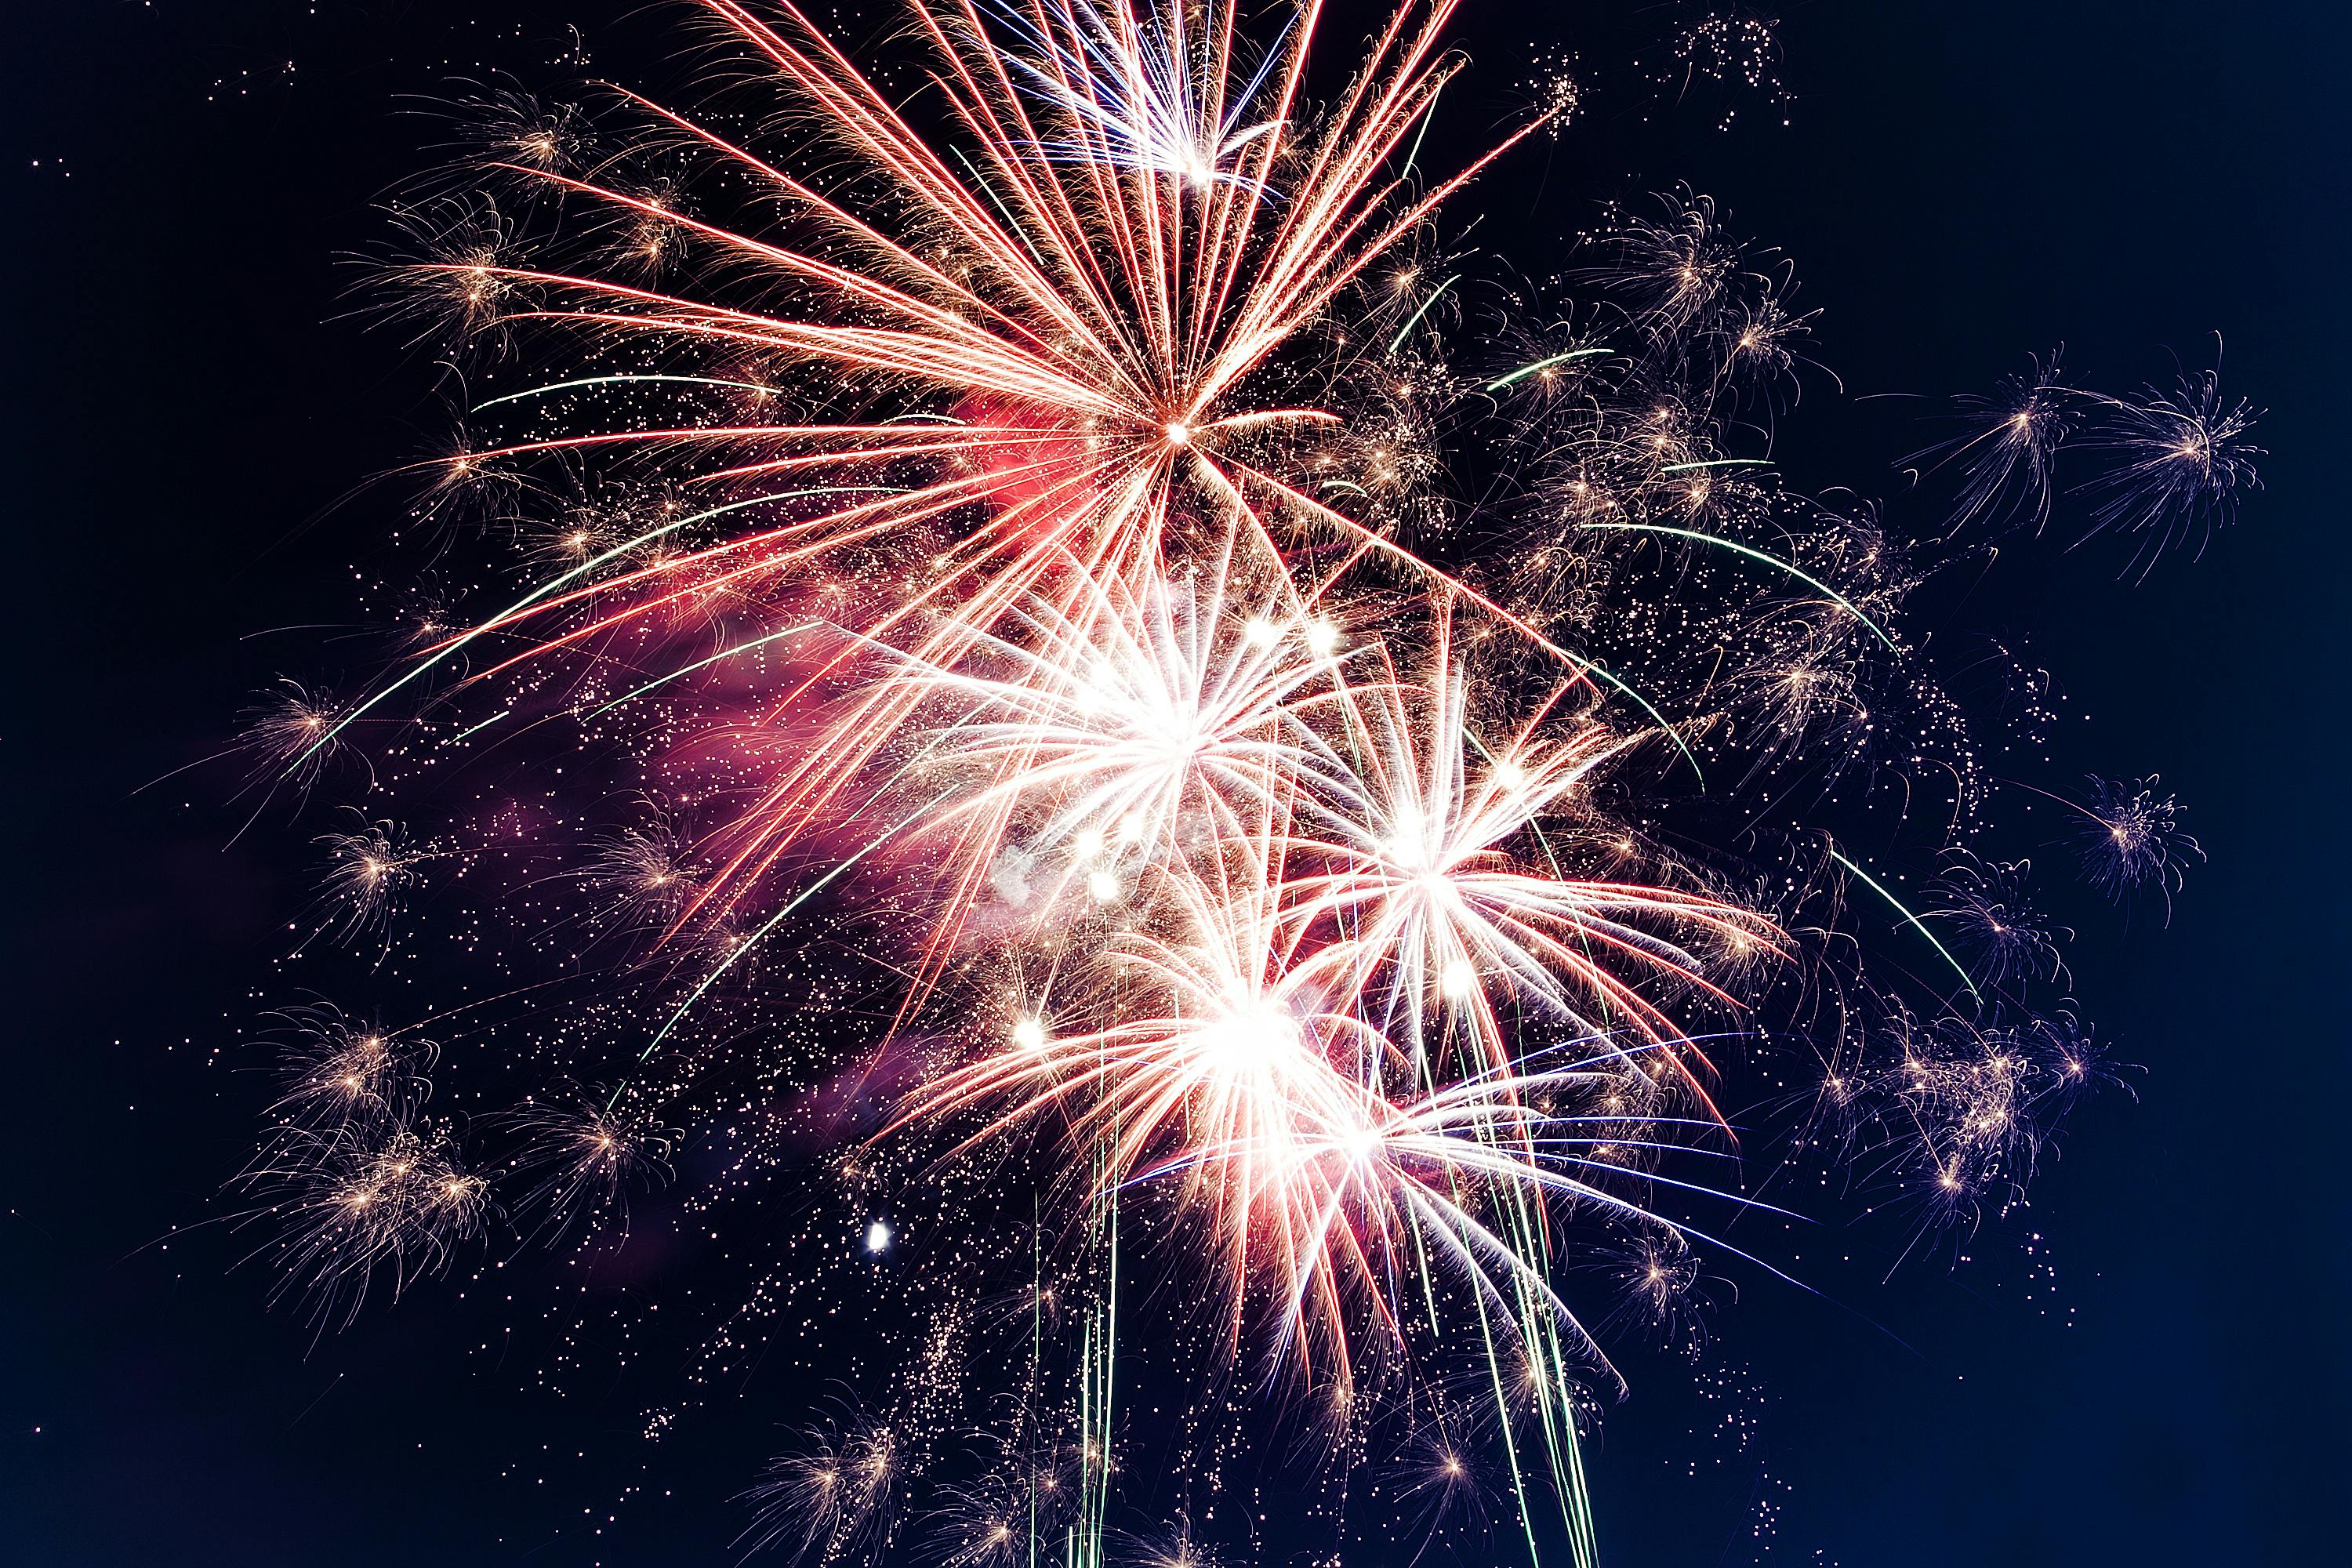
[1602,188,1745,344]
[2071,775,2205,913]
[234,1010,485,1331]
[245,1119,488,1329]
[502,1094,677,1242]
[1522,50,1584,137]
[924,1469,1030,1568]
[209,0,2222,1559]
[1590,1228,1714,1356]
[1125,1519,1216,1568]
[238,678,347,792]
[1396,1429,1487,1544]
[2079,366,2265,565]
[198,677,367,834]
[741,1415,906,1566]
[1926,852,2068,992]
[267,1004,436,1127]
[988,0,1287,191]
[1664,12,1795,131]
[451,81,583,174]
[307,815,427,949]
[580,817,704,932]
[1917,346,2262,573]
[1813,1008,2110,1246]
[1904,351,2077,534]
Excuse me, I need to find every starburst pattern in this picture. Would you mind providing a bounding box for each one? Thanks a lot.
[213,2,2220,1559]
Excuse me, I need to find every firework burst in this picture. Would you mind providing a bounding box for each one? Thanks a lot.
[213,1,2227,1559]
[1916,343,2261,572]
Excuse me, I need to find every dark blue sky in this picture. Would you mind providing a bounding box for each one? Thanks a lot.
[3,3,2345,1563]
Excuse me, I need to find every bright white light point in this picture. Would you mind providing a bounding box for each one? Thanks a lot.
[1493,760,1528,792]
[1087,870,1121,902]
[1197,1002,1297,1063]
[1243,616,1281,648]
[1116,812,1145,844]
[1305,619,1341,657]
[864,1219,891,1253]
[1387,825,1427,867]
[1012,1018,1047,1051]
[1441,960,1477,997]
[1164,421,1191,446]
[1073,827,1105,862]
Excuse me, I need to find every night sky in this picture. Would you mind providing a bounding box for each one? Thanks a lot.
[4,2,2347,1563]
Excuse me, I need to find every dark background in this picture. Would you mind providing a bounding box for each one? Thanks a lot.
[3,2,2344,1563]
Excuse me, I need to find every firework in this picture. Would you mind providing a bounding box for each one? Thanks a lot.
[265,1004,437,1128]
[2079,365,2265,566]
[1926,851,2069,992]
[214,0,2221,1559]
[2070,775,2205,913]
[1664,12,1794,132]
[1904,351,2078,535]
[501,1094,678,1242]
[307,815,427,949]
[1588,1228,1712,1356]
[234,1017,486,1332]
[1810,1007,2110,1247]
[741,1414,906,1565]
[1918,346,2261,572]
[238,678,350,795]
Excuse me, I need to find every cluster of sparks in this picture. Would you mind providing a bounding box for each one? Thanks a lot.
[234,1007,488,1331]
[213,1,2252,1560]
[1909,348,2263,575]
